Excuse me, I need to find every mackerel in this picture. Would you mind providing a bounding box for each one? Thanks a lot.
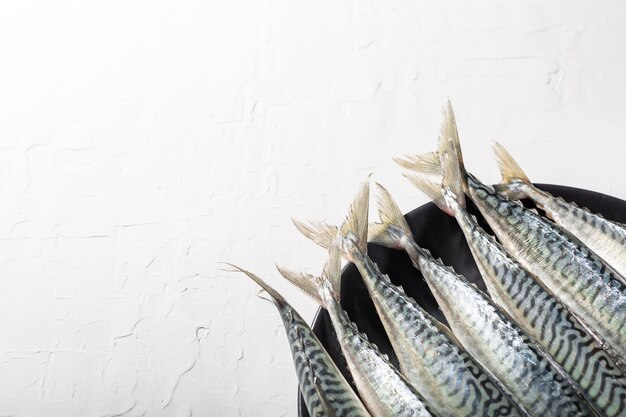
[230,265,371,417]
[294,182,527,417]
[400,101,626,362]
[369,181,595,417]
[278,238,435,417]
[492,142,626,278]
[405,135,626,417]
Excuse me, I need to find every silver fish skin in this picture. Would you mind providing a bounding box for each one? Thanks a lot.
[467,173,626,362]
[296,182,528,417]
[347,247,528,417]
[232,266,372,417]
[415,250,595,417]
[493,142,626,278]
[279,242,436,417]
[443,190,626,417]
[369,184,592,417]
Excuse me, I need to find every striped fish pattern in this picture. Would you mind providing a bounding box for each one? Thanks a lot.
[234,266,372,417]
[416,252,595,417]
[279,246,436,417]
[492,141,626,278]
[350,252,528,417]
[324,299,436,417]
[284,307,372,417]
[516,184,626,279]
[295,181,527,417]
[467,174,626,362]
[447,193,626,417]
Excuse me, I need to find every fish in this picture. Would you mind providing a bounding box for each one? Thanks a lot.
[369,181,596,417]
[397,100,626,362]
[278,236,436,417]
[293,182,527,417]
[228,264,372,417]
[492,141,626,279]
[404,132,626,417]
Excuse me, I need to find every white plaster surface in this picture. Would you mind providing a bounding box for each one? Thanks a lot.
[0,1,625,416]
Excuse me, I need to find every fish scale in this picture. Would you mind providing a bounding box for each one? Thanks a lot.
[322,291,435,417]
[233,266,371,417]
[492,142,626,278]
[368,183,592,417]
[414,251,595,417]
[278,243,436,417]
[349,248,526,417]
[448,195,626,417]
[467,174,626,362]
[524,186,626,279]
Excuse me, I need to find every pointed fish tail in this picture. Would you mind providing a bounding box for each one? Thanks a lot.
[292,219,337,251]
[277,233,344,307]
[393,151,442,176]
[294,179,370,258]
[492,141,532,199]
[368,182,415,249]
[225,263,287,308]
[404,173,455,216]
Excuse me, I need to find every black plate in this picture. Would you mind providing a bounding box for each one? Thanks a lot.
[298,184,626,417]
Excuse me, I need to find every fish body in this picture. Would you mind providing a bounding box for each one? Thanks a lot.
[296,182,527,417]
[468,173,626,362]
[279,239,435,417]
[403,129,626,417]
[416,253,594,417]
[445,190,626,417]
[369,184,593,417]
[493,142,626,278]
[232,266,372,417]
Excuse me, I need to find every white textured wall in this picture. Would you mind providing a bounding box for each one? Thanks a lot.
[0,1,625,416]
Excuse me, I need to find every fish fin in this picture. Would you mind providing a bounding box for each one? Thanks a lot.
[393,151,442,176]
[492,141,532,200]
[441,100,466,177]
[278,234,344,304]
[292,219,338,250]
[275,264,321,304]
[438,130,466,210]
[224,263,287,307]
[322,233,344,298]
[368,182,414,249]
[404,173,454,216]
[339,180,370,255]
[493,141,531,184]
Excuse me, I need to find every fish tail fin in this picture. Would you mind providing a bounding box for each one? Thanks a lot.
[339,179,370,255]
[393,151,442,176]
[493,141,530,184]
[278,234,344,305]
[441,99,466,175]
[492,141,531,199]
[292,219,338,251]
[224,263,287,307]
[438,128,466,210]
[404,173,455,216]
[368,182,414,249]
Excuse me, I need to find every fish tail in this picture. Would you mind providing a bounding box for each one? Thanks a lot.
[404,172,455,216]
[338,179,370,255]
[393,151,442,176]
[493,141,531,184]
[276,264,325,306]
[292,219,338,251]
[277,234,344,305]
[492,141,532,199]
[224,263,287,307]
[438,126,466,210]
[368,182,414,249]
